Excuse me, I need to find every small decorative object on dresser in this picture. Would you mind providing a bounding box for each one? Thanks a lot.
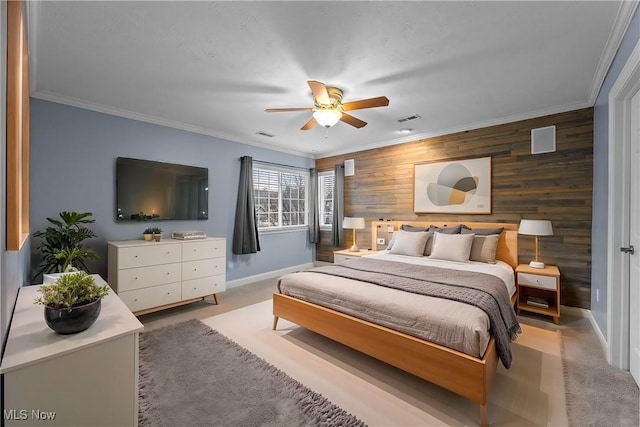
[142,226,163,242]
[516,263,561,324]
[108,237,226,315]
[333,248,376,263]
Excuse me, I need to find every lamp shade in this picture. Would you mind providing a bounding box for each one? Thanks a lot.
[342,217,365,230]
[313,109,342,127]
[518,219,553,236]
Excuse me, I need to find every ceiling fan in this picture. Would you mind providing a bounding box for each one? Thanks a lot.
[265,80,389,130]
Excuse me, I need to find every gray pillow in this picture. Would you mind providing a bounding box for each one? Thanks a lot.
[401,224,428,232]
[469,234,500,263]
[461,226,504,235]
[428,224,462,234]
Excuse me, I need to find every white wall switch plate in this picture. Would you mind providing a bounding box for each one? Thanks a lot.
[376,238,385,245]
[387,226,394,232]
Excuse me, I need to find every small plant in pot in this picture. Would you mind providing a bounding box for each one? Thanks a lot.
[34,271,111,334]
[146,226,163,242]
[143,227,155,241]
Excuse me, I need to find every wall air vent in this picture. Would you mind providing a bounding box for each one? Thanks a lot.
[256,131,275,138]
[397,114,422,123]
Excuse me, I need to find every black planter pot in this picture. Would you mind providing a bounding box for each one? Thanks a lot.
[44,299,102,334]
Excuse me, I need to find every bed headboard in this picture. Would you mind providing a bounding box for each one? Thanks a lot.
[371,221,519,269]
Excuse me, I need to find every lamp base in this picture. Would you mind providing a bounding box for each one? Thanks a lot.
[529,260,545,269]
[349,245,360,252]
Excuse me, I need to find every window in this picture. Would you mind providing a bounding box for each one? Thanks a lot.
[253,164,308,231]
[318,171,335,229]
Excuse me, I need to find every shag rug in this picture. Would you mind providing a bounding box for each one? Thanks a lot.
[561,326,639,427]
[138,319,365,426]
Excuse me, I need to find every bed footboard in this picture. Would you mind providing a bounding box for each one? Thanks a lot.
[273,292,496,426]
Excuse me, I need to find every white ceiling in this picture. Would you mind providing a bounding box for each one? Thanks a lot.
[27,1,636,158]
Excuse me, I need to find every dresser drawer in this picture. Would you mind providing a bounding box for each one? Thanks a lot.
[182,275,225,299]
[118,282,181,312]
[517,272,557,290]
[116,263,182,292]
[182,240,225,262]
[117,244,181,269]
[182,258,225,281]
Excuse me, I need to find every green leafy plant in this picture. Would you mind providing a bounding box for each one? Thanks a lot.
[34,271,110,310]
[145,227,162,234]
[32,211,99,281]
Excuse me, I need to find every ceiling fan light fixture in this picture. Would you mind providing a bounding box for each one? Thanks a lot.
[313,108,342,128]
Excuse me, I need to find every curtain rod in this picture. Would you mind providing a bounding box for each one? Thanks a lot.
[240,157,310,172]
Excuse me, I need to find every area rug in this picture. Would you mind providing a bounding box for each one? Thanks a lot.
[138,318,365,426]
[561,326,639,427]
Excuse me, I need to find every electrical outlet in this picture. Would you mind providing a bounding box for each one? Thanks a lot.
[376,238,385,245]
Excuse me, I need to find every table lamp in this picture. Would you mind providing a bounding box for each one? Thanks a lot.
[518,219,553,268]
[343,217,365,252]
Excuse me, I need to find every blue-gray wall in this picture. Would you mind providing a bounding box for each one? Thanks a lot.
[591,6,640,338]
[29,99,315,285]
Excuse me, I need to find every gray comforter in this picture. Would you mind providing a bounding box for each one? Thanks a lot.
[306,258,521,368]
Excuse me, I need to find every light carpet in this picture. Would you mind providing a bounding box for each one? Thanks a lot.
[138,318,365,426]
[202,300,568,426]
[561,326,639,426]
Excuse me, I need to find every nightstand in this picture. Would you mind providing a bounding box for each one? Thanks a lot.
[516,264,561,324]
[333,249,377,263]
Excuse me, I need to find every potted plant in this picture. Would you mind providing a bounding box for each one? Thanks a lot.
[147,226,163,242]
[34,271,111,334]
[32,211,99,283]
[143,227,155,241]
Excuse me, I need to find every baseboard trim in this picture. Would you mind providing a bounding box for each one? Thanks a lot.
[226,263,315,289]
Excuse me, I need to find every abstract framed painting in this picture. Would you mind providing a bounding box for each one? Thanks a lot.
[414,157,491,214]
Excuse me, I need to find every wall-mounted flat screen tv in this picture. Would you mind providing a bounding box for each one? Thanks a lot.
[116,157,208,221]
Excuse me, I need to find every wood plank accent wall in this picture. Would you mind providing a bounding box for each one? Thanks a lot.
[315,108,593,309]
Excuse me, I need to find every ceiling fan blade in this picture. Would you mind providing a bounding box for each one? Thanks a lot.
[265,107,313,112]
[340,113,367,128]
[307,80,330,105]
[300,117,317,131]
[342,96,390,111]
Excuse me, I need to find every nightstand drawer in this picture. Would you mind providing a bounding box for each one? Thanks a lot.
[517,272,557,290]
[334,254,355,263]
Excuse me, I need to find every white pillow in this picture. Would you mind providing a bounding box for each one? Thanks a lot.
[469,234,500,264]
[429,232,474,262]
[388,230,430,257]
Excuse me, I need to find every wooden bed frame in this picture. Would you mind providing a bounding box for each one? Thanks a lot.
[273,221,518,427]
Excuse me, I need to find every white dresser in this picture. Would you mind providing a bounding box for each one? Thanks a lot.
[0,276,143,426]
[107,237,226,315]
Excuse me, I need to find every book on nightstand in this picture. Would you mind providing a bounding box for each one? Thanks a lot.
[526,296,550,308]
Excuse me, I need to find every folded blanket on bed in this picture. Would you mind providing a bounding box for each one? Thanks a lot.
[307,258,521,368]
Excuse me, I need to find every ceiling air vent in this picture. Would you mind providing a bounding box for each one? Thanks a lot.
[256,131,275,138]
[397,114,421,123]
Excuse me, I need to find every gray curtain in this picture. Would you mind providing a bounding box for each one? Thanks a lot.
[331,164,344,247]
[232,156,260,254]
[308,168,320,244]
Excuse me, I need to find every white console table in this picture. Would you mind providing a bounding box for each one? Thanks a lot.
[0,276,143,426]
